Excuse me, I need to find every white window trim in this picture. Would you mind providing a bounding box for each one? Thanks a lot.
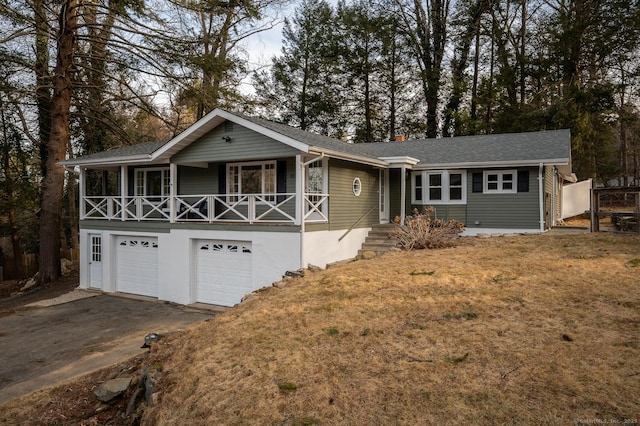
[226,160,277,202]
[483,170,517,194]
[134,167,170,198]
[352,177,362,196]
[411,170,467,205]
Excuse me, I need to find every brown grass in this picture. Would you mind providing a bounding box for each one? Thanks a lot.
[2,233,639,425]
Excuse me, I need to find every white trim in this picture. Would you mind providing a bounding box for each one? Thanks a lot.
[461,228,542,236]
[483,170,517,194]
[352,177,362,196]
[134,167,171,198]
[413,159,569,170]
[411,170,467,204]
[539,163,544,232]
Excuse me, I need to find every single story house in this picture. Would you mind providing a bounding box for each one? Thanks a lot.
[61,109,573,306]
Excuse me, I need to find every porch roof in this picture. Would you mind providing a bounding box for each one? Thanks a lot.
[61,141,166,167]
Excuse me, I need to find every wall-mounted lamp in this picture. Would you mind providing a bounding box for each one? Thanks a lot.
[222,136,232,143]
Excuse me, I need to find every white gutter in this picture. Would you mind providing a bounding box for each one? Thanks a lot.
[413,158,569,170]
[539,163,544,232]
[303,153,324,166]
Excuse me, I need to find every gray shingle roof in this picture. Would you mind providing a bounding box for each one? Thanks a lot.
[61,108,570,169]
[62,141,166,166]
[235,113,379,160]
[365,129,570,166]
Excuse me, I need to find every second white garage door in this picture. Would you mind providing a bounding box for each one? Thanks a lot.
[116,236,159,298]
[195,240,253,306]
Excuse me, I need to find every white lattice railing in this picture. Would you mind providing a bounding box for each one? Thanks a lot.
[82,193,329,225]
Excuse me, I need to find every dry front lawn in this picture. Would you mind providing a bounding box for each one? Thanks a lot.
[1,233,639,425]
[144,233,639,425]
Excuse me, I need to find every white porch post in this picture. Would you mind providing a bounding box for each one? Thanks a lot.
[120,166,127,221]
[295,154,303,226]
[400,164,406,225]
[538,163,544,232]
[170,163,177,223]
[79,167,86,220]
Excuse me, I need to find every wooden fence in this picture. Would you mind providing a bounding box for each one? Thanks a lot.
[2,253,38,281]
[590,187,640,234]
[1,248,79,281]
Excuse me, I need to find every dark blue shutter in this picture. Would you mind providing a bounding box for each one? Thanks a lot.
[517,170,530,192]
[277,160,287,203]
[218,164,226,194]
[127,168,135,196]
[472,172,483,193]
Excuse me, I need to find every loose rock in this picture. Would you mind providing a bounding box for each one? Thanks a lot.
[94,377,132,403]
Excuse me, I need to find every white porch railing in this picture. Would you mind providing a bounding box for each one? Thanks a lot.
[82,193,329,224]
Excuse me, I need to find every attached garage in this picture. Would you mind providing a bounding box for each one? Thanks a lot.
[116,236,159,297]
[195,239,253,307]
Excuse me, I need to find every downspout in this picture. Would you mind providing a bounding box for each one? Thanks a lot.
[169,163,177,223]
[539,163,544,232]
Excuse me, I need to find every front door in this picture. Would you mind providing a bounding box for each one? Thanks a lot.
[379,169,389,223]
[88,234,103,288]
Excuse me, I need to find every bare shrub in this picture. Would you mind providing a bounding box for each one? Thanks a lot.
[393,207,464,250]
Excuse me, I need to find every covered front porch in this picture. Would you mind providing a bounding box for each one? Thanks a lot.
[78,155,330,226]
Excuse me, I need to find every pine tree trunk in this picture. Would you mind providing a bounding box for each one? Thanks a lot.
[38,0,78,284]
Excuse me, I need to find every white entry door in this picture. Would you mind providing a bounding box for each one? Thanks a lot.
[88,234,103,288]
[195,240,253,307]
[116,236,159,297]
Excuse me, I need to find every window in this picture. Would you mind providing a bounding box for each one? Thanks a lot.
[411,170,466,204]
[352,178,362,196]
[227,161,277,202]
[483,170,517,193]
[135,168,170,200]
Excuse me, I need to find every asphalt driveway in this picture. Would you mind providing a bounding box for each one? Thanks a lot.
[0,292,216,404]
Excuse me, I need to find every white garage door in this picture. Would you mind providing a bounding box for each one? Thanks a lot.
[116,236,159,297]
[196,240,253,306]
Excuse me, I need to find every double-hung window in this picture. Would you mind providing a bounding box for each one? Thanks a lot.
[227,161,277,202]
[412,170,466,204]
[484,170,516,194]
[135,168,170,202]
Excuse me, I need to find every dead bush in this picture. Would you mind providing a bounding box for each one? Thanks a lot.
[393,207,464,250]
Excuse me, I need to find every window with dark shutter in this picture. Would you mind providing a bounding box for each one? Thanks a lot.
[277,160,287,202]
[472,173,483,193]
[517,170,530,192]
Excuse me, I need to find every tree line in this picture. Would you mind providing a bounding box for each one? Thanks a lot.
[0,0,639,284]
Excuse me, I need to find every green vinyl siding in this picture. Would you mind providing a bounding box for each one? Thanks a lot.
[171,122,298,163]
[178,165,217,195]
[328,159,379,230]
[466,167,540,229]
